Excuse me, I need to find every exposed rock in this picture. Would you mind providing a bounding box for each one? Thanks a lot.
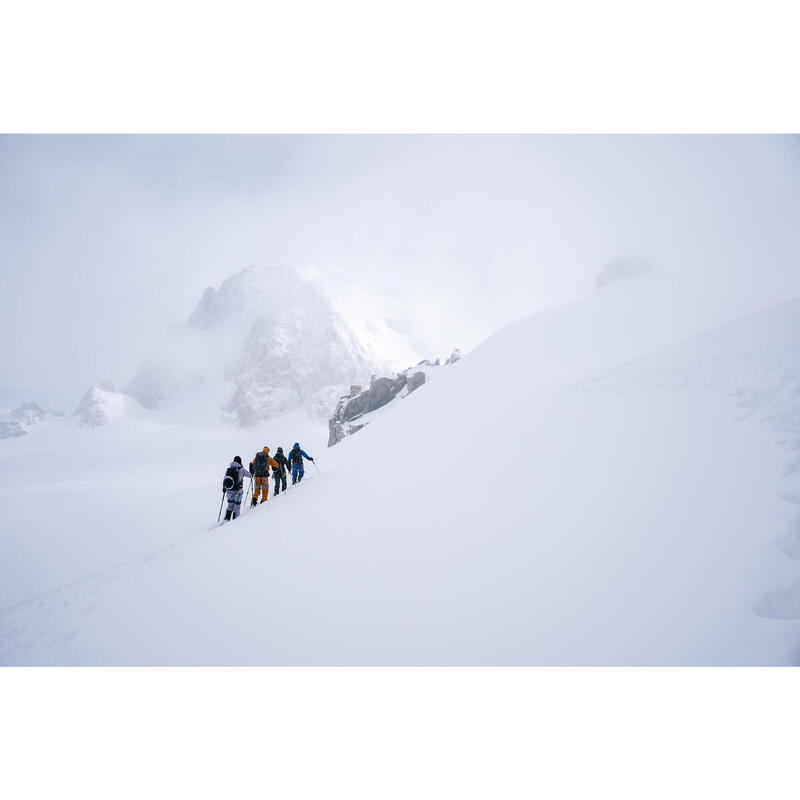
[328,373,410,446]
[327,350,459,446]
[0,421,27,439]
[364,375,407,412]
[10,402,64,426]
[73,386,125,428]
[406,371,426,393]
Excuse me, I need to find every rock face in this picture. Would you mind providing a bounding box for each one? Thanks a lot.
[328,376,407,447]
[11,402,59,425]
[1,402,65,440]
[328,355,456,447]
[73,387,125,428]
[444,348,462,365]
[126,265,378,427]
[0,421,26,439]
[406,371,426,393]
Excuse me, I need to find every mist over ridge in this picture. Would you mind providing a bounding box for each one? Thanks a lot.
[2,135,800,409]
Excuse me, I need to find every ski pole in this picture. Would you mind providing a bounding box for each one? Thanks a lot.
[246,477,253,508]
[218,490,227,522]
[312,460,320,475]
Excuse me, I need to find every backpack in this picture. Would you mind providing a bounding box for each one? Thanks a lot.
[290,448,302,465]
[253,452,269,475]
[224,464,241,491]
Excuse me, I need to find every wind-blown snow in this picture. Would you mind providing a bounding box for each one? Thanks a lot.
[2,275,800,665]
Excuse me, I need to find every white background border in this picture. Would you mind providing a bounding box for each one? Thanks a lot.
[3,668,799,798]
[2,1,799,797]
[2,0,799,132]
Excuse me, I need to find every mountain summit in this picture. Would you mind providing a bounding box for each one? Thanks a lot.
[126,265,379,426]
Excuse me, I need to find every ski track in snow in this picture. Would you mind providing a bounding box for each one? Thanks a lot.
[0,524,211,663]
[0,481,313,664]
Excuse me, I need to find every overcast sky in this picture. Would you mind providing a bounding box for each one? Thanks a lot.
[2,135,800,409]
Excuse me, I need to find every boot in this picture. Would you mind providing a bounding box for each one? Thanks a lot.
[224,509,232,521]
[251,497,258,508]
[232,512,238,519]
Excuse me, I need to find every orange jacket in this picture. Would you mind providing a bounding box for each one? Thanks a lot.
[250,447,279,476]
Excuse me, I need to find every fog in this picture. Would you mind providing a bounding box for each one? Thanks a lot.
[1,134,799,410]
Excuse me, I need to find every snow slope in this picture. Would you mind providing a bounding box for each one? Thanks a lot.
[3,276,800,665]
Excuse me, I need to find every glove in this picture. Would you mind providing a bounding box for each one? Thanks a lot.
[309,457,314,461]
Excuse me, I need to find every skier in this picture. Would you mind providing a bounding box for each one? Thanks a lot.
[272,446,290,496]
[288,442,314,484]
[222,456,251,521]
[249,446,279,507]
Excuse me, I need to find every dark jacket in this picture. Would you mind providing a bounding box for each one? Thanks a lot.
[272,451,290,476]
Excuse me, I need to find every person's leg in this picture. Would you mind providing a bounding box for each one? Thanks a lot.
[274,475,280,496]
[251,478,260,506]
[227,489,241,520]
[255,476,270,504]
[297,465,304,482]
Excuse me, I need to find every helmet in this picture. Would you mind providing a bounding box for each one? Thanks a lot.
[233,456,242,465]
[293,442,299,448]
[277,447,283,453]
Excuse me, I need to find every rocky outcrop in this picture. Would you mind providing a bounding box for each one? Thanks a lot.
[328,374,409,447]
[444,348,461,365]
[1,402,64,440]
[73,386,125,428]
[328,354,454,447]
[406,371,426,393]
[11,402,63,426]
[0,421,26,439]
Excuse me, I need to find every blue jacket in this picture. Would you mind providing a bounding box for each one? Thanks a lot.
[289,447,311,467]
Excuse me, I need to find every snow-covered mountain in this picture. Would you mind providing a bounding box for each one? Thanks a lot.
[0,402,64,438]
[73,386,130,427]
[3,268,800,664]
[125,265,395,426]
[10,402,63,426]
